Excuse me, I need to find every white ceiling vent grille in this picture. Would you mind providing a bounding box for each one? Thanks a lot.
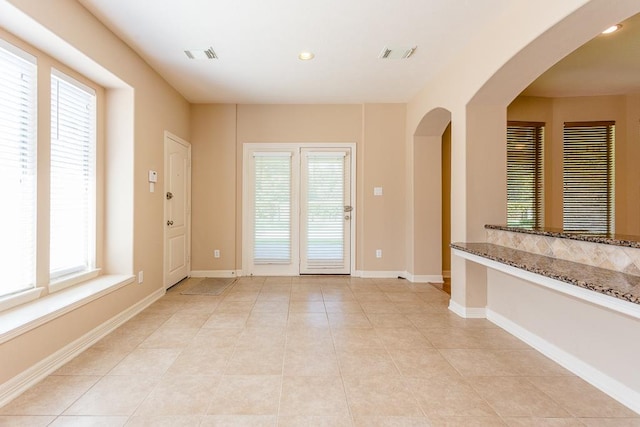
[378,46,417,59]
[184,48,218,60]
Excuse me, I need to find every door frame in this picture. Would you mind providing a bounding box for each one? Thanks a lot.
[163,131,192,289]
[242,142,356,276]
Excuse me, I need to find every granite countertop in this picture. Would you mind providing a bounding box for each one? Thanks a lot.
[451,242,640,305]
[485,225,640,249]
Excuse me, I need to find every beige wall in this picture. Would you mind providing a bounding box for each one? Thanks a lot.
[413,136,442,277]
[1,0,190,385]
[190,103,407,274]
[508,94,640,234]
[361,104,407,272]
[488,269,640,401]
[190,104,238,271]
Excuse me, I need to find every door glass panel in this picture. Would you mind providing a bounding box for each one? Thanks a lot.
[253,152,292,264]
[304,152,346,270]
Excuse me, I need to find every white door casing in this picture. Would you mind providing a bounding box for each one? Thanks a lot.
[242,143,356,277]
[164,132,191,288]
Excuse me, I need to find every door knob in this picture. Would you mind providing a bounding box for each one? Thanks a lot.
[166,192,173,200]
[344,215,351,220]
[344,205,353,212]
[167,220,174,226]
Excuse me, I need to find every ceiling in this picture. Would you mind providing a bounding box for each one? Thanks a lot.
[77,0,512,104]
[523,12,640,98]
[77,1,640,104]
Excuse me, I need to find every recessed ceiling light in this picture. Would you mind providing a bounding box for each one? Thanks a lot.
[298,51,315,61]
[602,24,622,34]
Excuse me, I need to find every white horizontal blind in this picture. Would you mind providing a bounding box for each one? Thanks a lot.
[563,121,614,234]
[507,122,544,228]
[305,152,345,269]
[50,71,96,279]
[253,152,292,264]
[0,41,36,296]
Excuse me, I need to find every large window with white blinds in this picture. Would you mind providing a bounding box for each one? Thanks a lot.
[50,71,97,280]
[0,41,37,297]
[563,121,615,234]
[507,122,544,228]
[253,152,292,264]
[0,36,102,310]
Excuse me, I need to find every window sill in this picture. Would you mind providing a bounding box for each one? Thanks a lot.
[49,268,101,294]
[0,274,135,345]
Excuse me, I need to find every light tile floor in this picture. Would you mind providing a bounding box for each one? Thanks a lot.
[1,276,639,426]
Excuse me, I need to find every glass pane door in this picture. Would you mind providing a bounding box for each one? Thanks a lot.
[300,149,351,274]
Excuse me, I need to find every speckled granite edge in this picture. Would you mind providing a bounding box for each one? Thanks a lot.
[451,242,640,305]
[485,225,640,249]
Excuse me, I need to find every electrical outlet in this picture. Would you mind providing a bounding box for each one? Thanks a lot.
[376,249,382,258]
[138,270,144,284]
[214,249,220,258]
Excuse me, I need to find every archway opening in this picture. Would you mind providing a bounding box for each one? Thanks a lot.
[411,107,451,285]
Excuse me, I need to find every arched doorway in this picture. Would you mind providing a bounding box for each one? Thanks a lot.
[409,108,451,284]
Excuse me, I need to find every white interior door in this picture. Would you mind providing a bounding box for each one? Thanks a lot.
[243,144,353,276]
[164,133,191,288]
[300,149,351,274]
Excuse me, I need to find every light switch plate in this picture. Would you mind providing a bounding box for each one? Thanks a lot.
[374,187,383,196]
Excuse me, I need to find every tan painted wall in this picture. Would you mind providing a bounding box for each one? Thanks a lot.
[508,95,640,234]
[189,103,407,274]
[361,104,407,272]
[190,104,238,271]
[1,0,190,384]
[413,136,442,277]
[488,269,640,400]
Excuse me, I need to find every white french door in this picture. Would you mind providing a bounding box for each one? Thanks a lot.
[243,144,354,276]
[300,149,351,274]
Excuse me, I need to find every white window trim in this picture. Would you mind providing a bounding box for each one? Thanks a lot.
[49,68,98,282]
[0,37,36,64]
[0,38,38,301]
[0,288,44,313]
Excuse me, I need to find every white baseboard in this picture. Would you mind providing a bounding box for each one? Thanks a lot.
[0,287,165,408]
[190,270,241,278]
[210,269,440,284]
[487,309,640,415]
[448,300,487,318]
[403,273,443,283]
[355,270,406,279]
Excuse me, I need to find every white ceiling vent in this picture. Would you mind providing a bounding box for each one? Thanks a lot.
[378,46,417,59]
[184,47,218,60]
